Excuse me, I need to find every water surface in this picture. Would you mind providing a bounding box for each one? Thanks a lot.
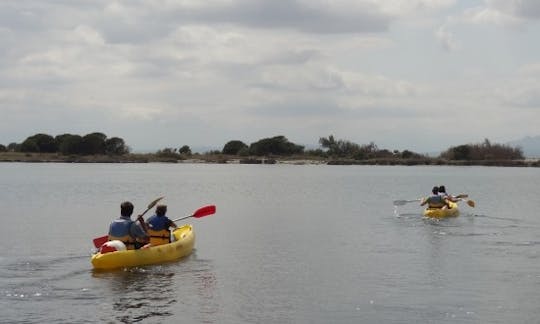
[1,163,539,323]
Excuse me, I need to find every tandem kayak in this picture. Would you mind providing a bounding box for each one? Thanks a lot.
[91,224,195,270]
[423,201,459,218]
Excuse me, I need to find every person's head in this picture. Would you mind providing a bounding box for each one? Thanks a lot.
[438,185,446,193]
[156,204,167,216]
[432,186,439,195]
[120,201,134,217]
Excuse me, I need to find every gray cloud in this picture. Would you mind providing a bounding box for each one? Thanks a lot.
[493,0,540,20]
[246,100,347,118]
[0,1,393,45]
[190,0,391,34]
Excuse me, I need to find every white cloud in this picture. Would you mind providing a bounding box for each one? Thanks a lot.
[434,25,460,51]
[73,25,105,45]
[462,6,521,26]
[462,0,540,26]
[518,63,540,76]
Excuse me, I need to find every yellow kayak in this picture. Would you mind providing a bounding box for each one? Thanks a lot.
[91,224,195,270]
[423,201,459,218]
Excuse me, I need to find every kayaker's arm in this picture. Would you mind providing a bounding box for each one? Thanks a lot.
[131,220,149,245]
[443,198,451,208]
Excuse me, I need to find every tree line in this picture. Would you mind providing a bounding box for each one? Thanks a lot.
[0,132,129,155]
[0,133,525,161]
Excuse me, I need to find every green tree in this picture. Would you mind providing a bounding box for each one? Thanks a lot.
[58,134,83,155]
[179,145,192,155]
[55,134,73,149]
[20,138,39,152]
[401,150,415,159]
[7,142,20,152]
[249,136,304,156]
[105,137,129,155]
[319,135,361,157]
[81,132,106,155]
[156,148,180,158]
[222,140,248,155]
[440,144,471,160]
[0,144,7,152]
[452,145,471,160]
[20,133,57,152]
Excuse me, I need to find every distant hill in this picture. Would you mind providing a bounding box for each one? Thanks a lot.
[507,136,540,158]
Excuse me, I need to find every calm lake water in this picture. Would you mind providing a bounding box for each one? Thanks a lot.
[0,163,539,323]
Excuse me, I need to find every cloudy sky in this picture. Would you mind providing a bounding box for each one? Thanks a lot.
[1,0,539,152]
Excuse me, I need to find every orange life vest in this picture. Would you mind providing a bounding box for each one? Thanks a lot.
[147,229,170,246]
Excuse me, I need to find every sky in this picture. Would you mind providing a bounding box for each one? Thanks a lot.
[1,0,539,153]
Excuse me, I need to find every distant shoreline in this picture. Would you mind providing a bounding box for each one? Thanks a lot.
[1,152,539,167]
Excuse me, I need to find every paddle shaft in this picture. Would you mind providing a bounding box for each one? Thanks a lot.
[137,196,165,232]
[172,215,195,222]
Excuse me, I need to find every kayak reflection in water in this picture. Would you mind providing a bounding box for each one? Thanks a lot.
[146,204,178,246]
[108,201,149,250]
[420,186,451,209]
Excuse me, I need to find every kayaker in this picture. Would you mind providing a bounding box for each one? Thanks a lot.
[438,185,459,203]
[146,205,177,246]
[421,186,450,209]
[108,201,149,250]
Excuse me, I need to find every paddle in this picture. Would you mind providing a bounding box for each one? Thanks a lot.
[136,196,165,231]
[460,198,476,207]
[451,193,475,207]
[92,196,164,248]
[171,205,216,223]
[393,199,422,206]
[393,193,471,207]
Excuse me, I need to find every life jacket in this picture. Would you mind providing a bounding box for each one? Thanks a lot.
[108,217,137,250]
[426,195,447,209]
[147,229,171,246]
[146,214,171,246]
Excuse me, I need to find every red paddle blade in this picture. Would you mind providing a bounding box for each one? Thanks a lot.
[93,235,108,248]
[193,205,216,218]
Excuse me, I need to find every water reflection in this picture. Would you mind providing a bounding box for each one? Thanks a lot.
[92,255,220,323]
[192,262,219,324]
[93,266,177,323]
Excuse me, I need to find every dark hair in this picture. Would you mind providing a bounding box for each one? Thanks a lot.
[438,185,446,193]
[156,205,167,216]
[120,201,134,217]
[432,186,439,195]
